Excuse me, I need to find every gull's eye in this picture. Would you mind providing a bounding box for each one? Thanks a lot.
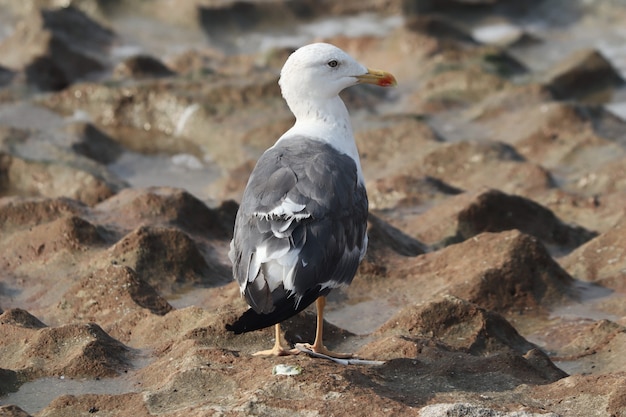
[327,59,339,68]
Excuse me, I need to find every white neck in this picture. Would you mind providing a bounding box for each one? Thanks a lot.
[276,95,364,183]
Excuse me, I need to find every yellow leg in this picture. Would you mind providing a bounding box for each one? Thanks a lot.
[252,323,299,357]
[302,296,352,359]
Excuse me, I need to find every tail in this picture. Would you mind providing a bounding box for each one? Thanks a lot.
[226,287,328,334]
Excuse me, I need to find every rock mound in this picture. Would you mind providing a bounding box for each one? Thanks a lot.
[94,187,235,239]
[377,296,538,355]
[0,309,46,329]
[104,225,229,292]
[402,188,596,251]
[542,48,624,102]
[0,152,124,205]
[395,230,576,313]
[52,265,172,342]
[0,6,115,90]
[560,212,626,291]
[0,319,129,380]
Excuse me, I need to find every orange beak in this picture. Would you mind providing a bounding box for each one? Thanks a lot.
[355,68,397,87]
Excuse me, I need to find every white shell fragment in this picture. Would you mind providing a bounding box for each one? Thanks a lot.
[272,364,303,376]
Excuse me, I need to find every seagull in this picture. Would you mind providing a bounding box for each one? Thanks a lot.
[227,42,397,358]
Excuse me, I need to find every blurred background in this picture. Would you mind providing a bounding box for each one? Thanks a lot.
[1,0,626,207]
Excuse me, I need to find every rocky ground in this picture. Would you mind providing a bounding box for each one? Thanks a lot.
[0,0,626,416]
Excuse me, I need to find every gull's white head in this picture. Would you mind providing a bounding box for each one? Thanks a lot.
[278,43,396,118]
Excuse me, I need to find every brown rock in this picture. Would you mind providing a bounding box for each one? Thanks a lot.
[542,48,624,102]
[93,187,235,239]
[38,393,148,417]
[0,308,46,329]
[0,217,102,322]
[384,297,560,366]
[0,404,32,417]
[356,114,441,180]
[0,65,15,87]
[392,230,576,314]
[64,122,123,165]
[0,196,85,232]
[197,0,399,40]
[368,174,462,210]
[396,188,595,250]
[143,365,237,414]
[372,295,568,381]
[514,113,622,178]
[104,267,172,316]
[527,373,626,417]
[38,73,283,167]
[377,296,539,355]
[367,213,427,258]
[52,265,172,343]
[43,347,415,416]
[360,213,427,279]
[0,6,115,90]
[199,1,315,33]
[456,189,596,249]
[23,56,69,91]
[481,48,528,77]
[414,46,516,111]
[0,189,234,327]
[458,94,626,192]
[37,81,188,131]
[405,14,476,44]
[0,369,19,397]
[0,0,110,23]
[359,338,564,405]
[541,319,626,373]
[166,47,221,76]
[560,213,626,291]
[419,403,559,417]
[524,348,570,382]
[343,228,579,343]
[579,104,626,149]
[402,0,501,16]
[208,115,296,201]
[0,215,103,267]
[128,305,242,351]
[0,152,124,205]
[0,319,128,380]
[113,55,176,80]
[467,83,552,122]
[534,186,626,236]
[571,155,626,197]
[418,140,553,194]
[102,225,230,293]
[124,0,401,28]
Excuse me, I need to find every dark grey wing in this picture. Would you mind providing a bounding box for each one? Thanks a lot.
[227,138,368,333]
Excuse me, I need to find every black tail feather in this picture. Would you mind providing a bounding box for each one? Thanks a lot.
[226,288,329,334]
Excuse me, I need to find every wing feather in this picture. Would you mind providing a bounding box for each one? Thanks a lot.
[229,137,368,327]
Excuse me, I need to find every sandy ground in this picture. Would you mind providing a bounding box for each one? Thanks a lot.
[1,1,626,416]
